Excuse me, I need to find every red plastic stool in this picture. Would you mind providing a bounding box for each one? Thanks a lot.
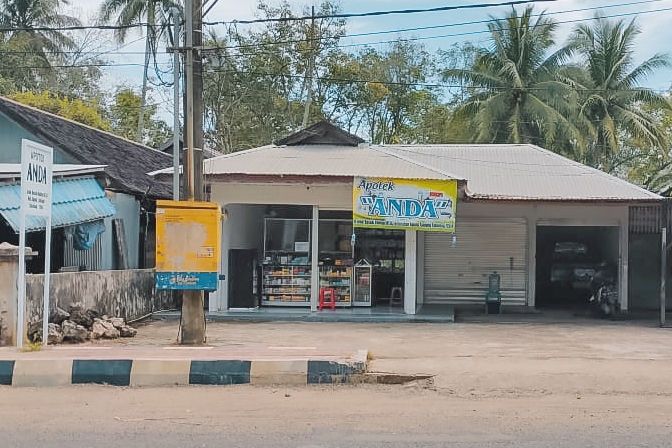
[318,287,336,311]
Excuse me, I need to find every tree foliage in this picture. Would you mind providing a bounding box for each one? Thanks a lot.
[443,7,580,152]
[3,1,672,193]
[202,0,345,152]
[0,0,81,90]
[99,0,181,142]
[108,88,171,147]
[10,90,110,130]
[566,15,670,171]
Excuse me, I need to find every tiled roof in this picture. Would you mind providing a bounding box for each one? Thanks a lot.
[0,96,173,198]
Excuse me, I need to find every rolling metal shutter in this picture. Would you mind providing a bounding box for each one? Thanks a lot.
[424,217,527,305]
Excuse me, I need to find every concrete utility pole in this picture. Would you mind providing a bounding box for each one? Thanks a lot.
[171,7,181,201]
[180,0,206,345]
[301,6,316,128]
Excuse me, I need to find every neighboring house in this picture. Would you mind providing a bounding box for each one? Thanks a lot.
[0,96,173,272]
[153,121,664,314]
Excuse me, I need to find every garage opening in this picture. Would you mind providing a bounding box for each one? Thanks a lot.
[535,226,619,309]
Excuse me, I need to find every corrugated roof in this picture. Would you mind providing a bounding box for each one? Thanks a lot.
[196,144,463,180]
[0,176,116,232]
[185,142,659,202]
[384,144,660,201]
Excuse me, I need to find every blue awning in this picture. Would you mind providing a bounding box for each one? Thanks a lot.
[0,176,116,232]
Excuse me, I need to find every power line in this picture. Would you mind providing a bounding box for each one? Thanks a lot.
[0,0,564,33]
[204,0,565,25]
[202,68,672,94]
[0,1,664,56]
[340,0,661,40]
[201,5,672,56]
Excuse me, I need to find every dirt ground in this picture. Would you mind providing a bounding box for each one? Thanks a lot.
[88,315,672,398]
[6,316,672,446]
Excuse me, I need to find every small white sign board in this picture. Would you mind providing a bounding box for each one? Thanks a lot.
[17,139,53,348]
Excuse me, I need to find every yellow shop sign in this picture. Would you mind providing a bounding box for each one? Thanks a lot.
[353,177,457,232]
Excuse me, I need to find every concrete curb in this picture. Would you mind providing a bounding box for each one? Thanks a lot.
[0,350,369,387]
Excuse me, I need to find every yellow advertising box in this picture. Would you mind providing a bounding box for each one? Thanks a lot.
[155,200,221,290]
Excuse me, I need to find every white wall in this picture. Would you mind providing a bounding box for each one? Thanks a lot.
[210,182,352,210]
[215,204,266,311]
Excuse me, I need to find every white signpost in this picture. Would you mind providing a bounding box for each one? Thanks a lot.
[17,139,53,348]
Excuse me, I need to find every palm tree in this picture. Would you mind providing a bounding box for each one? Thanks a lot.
[99,0,180,143]
[566,15,670,171]
[444,6,580,151]
[0,0,81,89]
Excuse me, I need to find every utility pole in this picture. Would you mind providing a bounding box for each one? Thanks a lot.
[180,0,206,345]
[171,7,181,201]
[301,6,316,128]
[193,0,204,201]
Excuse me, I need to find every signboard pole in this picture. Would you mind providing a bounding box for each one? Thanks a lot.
[17,206,27,349]
[43,216,52,344]
[18,139,53,347]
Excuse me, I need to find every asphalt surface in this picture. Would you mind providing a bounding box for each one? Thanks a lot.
[1,385,671,447]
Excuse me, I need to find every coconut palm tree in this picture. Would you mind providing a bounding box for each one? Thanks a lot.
[99,0,180,143]
[0,0,81,89]
[444,6,581,151]
[566,15,670,171]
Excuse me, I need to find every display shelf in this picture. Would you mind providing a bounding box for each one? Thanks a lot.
[261,262,312,307]
[318,265,352,305]
[261,299,310,306]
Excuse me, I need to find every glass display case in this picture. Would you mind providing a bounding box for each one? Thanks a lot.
[353,259,373,307]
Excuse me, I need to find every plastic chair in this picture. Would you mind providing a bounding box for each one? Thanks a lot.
[319,287,336,311]
[390,287,403,307]
[484,271,501,314]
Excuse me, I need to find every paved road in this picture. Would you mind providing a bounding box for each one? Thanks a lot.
[2,385,671,447]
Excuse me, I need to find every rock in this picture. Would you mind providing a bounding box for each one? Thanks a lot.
[27,321,42,343]
[110,317,125,329]
[48,323,63,344]
[100,319,120,339]
[119,325,137,338]
[90,320,106,339]
[68,307,98,329]
[90,319,119,339]
[49,307,70,325]
[61,320,89,343]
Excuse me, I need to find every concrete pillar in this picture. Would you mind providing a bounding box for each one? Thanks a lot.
[404,230,417,315]
[0,242,37,346]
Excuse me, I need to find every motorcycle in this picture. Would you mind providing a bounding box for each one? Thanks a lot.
[588,262,619,316]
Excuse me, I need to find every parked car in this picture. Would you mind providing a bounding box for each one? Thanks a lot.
[549,242,614,292]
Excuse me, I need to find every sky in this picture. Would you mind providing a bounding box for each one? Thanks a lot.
[64,0,672,117]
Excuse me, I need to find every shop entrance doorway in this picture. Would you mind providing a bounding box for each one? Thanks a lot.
[354,228,405,307]
[535,225,619,310]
